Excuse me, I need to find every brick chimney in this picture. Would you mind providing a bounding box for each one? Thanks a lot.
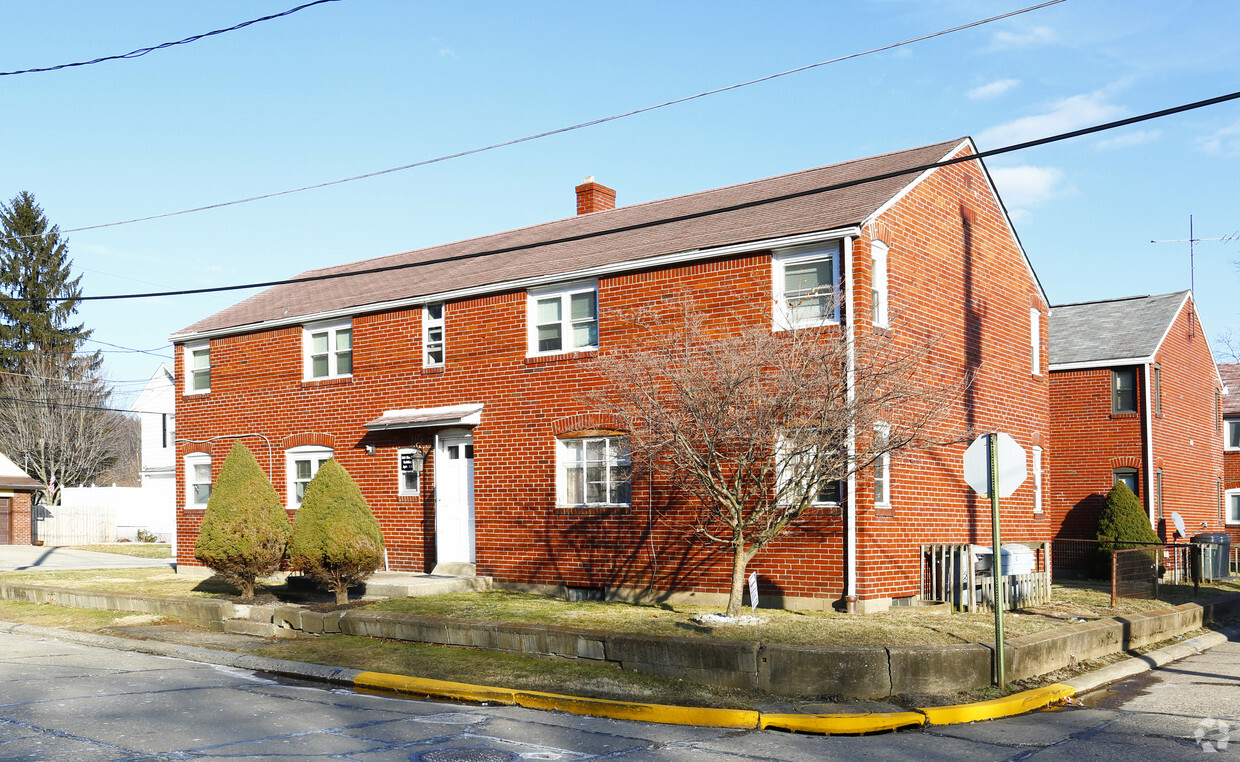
[575,176,616,215]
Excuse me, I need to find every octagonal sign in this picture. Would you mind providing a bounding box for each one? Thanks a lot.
[963,433,1027,499]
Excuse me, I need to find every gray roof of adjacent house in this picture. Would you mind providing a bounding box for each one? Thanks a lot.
[1048,291,1190,368]
[173,138,989,340]
[1220,363,1240,415]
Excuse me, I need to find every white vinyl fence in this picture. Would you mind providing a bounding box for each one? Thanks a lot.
[33,484,174,545]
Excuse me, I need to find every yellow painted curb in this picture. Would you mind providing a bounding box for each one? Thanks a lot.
[760,711,926,735]
[354,671,517,706]
[918,683,1075,726]
[514,689,759,729]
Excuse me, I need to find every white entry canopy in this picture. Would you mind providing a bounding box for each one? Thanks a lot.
[364,404,483,432]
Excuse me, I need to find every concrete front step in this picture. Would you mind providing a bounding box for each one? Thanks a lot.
[360,573,492,599]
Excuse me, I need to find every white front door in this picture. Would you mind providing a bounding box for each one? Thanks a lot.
[436,434,475,564]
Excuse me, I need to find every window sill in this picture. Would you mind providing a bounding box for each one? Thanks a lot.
[524,350,598,367]
[183,506,207,511]
[397,493,420,501]
[301,376,353,389]
[182,390,210,398]
[874,504,894,519]
[554,503,630,516]
[1109,412,1139,419]
[420,366,445,376]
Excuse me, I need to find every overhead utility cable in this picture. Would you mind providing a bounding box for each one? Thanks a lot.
[44,0,1064,236]
[25,87,1240,304]
[0,0,341,77]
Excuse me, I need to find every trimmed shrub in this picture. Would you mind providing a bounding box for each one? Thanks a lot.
[194,441,291,599]
[287,459,385,604]
[1096,481,1160,577]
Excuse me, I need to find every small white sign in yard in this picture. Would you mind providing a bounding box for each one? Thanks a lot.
[748,571,759,612]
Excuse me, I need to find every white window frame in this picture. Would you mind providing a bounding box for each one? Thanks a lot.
[184,453,212,509]
[772,242,841,331]
[556,435,630,508]
[286,445,333,508]
[1030,308,1041,375]
[776,435,843,507]
[184,341,210,394]
[870,240,889,329]
[423,303,445,367]
[1227,488,1240,526]
[1032,445,1043,513]
[303,319,353,380]
[527,281,598,357]
[1225,418,1240,451]
[873,423,891,508]
[398,447,423,496]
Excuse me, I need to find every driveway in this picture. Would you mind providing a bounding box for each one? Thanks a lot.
[0,545,174,572]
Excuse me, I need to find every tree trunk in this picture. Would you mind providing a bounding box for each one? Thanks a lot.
[725,542,749,617]
[334,575,349,605]
[238,578,255,600]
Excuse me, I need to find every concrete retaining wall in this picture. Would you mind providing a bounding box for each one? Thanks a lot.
[1,581,1236,698]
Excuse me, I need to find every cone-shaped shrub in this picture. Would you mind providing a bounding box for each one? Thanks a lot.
[193,441,291,599]
[1096,481,1160,577]
[287,459,385,604]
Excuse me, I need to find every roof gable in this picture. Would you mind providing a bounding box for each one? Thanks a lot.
[1049,291,1190,368]
[173,139,965,339]
[1221,363,1240,415]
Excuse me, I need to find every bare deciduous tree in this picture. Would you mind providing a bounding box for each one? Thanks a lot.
[1216,327,1240,363]
[596,297,966,617]
[0,353,120,503]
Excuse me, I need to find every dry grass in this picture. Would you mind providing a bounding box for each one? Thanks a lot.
[65,543,173,559]
[0,599,179,631]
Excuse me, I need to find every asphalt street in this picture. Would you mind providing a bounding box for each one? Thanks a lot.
[0,626,1237,760]
[0,546,173,572]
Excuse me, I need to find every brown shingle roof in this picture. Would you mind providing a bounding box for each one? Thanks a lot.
[1221,363,1240,415]
[174,138,968,338]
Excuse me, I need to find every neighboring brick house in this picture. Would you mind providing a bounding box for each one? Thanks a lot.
[0,452,41,545]
[1048,292,1225,545]
[171,137,1052,613]
[1221,363,1240,543]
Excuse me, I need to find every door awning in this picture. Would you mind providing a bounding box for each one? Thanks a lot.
[364,403,483,432]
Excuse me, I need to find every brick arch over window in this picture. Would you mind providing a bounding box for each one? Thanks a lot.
[1029,431,1044,448]
[1110,456,1141,470]
[282,432,335,449]
[181,443,211,456]
[550,413,626,438]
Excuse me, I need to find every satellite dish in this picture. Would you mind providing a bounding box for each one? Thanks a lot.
[1171,511,1186,539]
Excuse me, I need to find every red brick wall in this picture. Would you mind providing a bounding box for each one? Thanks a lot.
[175,147,1050,605]
[1048,368,1144,539]
[8,492,31,545]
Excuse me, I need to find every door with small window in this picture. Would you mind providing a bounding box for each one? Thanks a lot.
[435,434,475,564]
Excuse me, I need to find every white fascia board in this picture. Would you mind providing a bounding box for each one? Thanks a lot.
[169,227,860,344]
[1148,292,1227,390]
[863,138,1051,311]
[1049,357,1152,372]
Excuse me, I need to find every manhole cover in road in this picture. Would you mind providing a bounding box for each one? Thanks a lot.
[413,750,520,762]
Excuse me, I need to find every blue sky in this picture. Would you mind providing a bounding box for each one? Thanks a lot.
[3,0,1238,408]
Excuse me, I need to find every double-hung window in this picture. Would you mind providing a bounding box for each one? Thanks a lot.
[1226,418,1240,451]
[773,242,840,330]
[185,342,210,394]
[185,453,212,508]
[1113,467,1139,496]
[423,304,445,367]
[304,320,353,380]
[398,448,423,496]
[777,435,843,507]
[1030,308,1041,375]
[1226,489,1240,525]
[1111,368,1137,414]
[287,446,333,508]
[1032,445,1043,513]
[871,241,889,328]
[556,435,630,507]
[873,423,891,507]
[528,282,598,356]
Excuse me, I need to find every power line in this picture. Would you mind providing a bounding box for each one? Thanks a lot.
[0,0,342,77]
[13,86,1239,306]
[36,0,1065,237]
[0,395,152,416]
[82,338,173,358]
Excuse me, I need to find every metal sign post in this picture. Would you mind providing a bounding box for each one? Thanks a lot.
[988,433,1006,687]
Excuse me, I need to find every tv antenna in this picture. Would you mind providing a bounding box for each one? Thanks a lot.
[1151,215,1240,294]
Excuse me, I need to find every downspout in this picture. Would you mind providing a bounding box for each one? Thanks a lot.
[1143,362,1156,531]
[844,234,858,613]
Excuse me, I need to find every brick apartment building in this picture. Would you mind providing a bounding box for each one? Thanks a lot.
[171,138,1053,613]
[1221,363,1240,544]
[1048,292,1225,545]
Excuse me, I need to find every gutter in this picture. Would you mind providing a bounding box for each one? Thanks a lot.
[1143,363,1156,529]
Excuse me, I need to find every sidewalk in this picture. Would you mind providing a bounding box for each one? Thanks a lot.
[0,545,174,572]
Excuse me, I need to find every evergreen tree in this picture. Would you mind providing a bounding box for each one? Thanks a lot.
[0,191,96,374]
[194,441,291,600]
[1096,481,1160,552]
[287,459,385,605]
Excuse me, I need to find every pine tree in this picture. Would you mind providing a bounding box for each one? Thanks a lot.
[1096,481,1160,552]
[194,441,291,599]
[0,191,96,374]
[287,459,385,604]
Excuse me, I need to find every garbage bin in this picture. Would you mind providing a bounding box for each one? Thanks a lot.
[1191,533,1231,580]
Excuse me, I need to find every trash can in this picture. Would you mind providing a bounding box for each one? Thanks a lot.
[1191,533,1231,580]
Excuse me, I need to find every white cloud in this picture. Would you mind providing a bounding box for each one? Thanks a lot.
[967,79,1020,100]
[1197,119,1240,157]
[1095,129,1160,150]
[990,165,1067,210]
[988,26,1056,50]
[977,91,1125,148]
